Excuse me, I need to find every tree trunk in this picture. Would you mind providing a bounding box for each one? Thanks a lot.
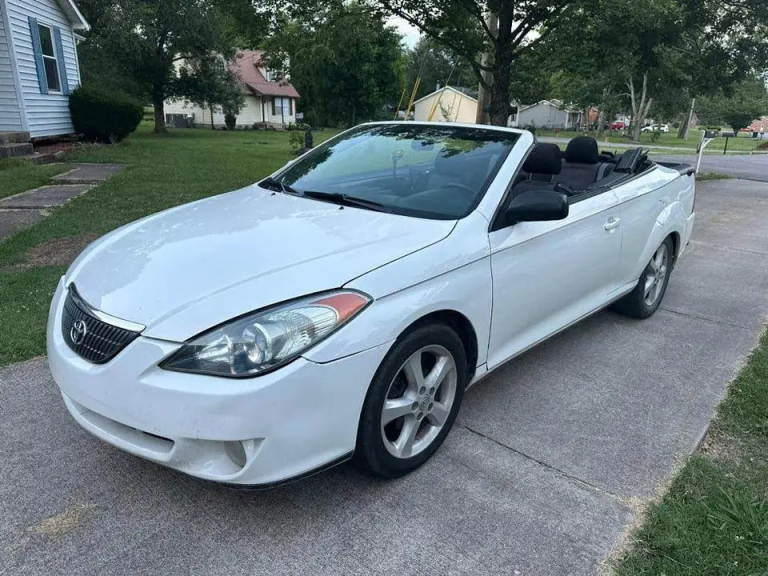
[597,109,605,138]
[153,96,167,134]
[476,12,498,125]
[487,6,515,127]
[677,98,695,139]
[210,105,215,130]
[628,73,653,142]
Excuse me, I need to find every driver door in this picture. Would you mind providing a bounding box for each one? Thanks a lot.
[486,190,623,369]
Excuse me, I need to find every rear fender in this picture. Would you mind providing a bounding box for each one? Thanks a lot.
[634,200,686,278]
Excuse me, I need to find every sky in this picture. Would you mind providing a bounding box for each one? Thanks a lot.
[389,16,421,48]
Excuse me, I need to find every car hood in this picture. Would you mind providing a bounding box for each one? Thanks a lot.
[66,184,455,341]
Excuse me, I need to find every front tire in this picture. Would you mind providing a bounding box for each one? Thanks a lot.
[353,323,467,478]
[614,236,674,319]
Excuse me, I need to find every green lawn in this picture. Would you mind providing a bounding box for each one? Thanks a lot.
[615,330,768,575]
[0,124,337,365]
[537,129,766,154]
[0,158,72,200]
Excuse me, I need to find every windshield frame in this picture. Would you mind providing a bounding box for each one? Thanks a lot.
[267,122,523,221]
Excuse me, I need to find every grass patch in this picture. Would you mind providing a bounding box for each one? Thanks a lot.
[537,130,765,154]
[615,331,768,575]
[697,172,734,181]
[0,124,337,365]
[0,266,66,364]
[0,158,71,200]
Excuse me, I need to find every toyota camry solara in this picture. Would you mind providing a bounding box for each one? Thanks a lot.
[48,122,696,486]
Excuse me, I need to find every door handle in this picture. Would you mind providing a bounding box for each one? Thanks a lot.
[604,217,621,231]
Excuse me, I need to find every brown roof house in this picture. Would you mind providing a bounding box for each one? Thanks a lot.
[165,50,300,129]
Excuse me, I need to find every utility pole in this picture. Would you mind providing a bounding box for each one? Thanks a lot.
[475,11,497,125]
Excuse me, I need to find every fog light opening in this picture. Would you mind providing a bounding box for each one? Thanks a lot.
[224,441,247,469]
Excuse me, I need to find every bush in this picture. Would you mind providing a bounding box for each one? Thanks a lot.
[69,85,143,142]
[288,131,304,150]
[706,125,722,131]
[524,123,537,135]
[224,112,236,130]
[287,122,312,131]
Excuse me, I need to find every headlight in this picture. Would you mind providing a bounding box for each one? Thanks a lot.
[160,291,371,377]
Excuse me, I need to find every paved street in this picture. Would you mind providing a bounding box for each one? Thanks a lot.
[651,153,768,182]
[2,179,768,575]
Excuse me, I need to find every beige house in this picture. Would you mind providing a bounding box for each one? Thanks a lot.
[164,50,300,129]
[413,86,478,123]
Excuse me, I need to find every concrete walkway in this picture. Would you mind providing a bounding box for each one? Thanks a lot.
[0,164,121,242]
[1,179,767,575]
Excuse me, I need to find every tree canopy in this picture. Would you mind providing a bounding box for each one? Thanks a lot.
[264,1,405,127]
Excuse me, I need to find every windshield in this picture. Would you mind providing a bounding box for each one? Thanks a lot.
[273,124,521,220]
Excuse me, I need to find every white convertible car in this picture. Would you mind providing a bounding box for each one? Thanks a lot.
[48,123,696,486]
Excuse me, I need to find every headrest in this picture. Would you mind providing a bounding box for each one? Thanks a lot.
[522,143,562,175]
[565,136,599,164]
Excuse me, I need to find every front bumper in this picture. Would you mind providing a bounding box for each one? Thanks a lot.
[47,279,392,485]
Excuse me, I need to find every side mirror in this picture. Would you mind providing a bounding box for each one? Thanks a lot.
[506,189,569,224]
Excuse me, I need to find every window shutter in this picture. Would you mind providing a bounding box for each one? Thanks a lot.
[28,17,48,94]
[272,98,277,116]
[53,27,70,95]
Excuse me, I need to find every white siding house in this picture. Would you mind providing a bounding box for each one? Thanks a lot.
[513,99,583,130]
[0,0,88,138]
[165,50,300,129]
[412,86,478,123]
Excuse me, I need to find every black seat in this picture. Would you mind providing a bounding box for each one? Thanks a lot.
[512,143,572,196]
[556,136,614,191]
[520,143,562,182]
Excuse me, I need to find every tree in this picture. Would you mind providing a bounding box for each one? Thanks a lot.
[698,77,768,135]
[405,38,476,101]
[265,2,405,127]
[371,1,585,126]
[175,58,245,129]
[81,0,240,133]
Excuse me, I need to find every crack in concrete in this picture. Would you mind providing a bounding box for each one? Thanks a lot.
[659,306,758,331]
[459,424,628,504]
[689,239,768,257]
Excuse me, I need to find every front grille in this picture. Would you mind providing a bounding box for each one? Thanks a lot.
[61,286,141,364]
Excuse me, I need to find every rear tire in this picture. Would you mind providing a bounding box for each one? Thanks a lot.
[614,236,674,319]
[353,323,467,478]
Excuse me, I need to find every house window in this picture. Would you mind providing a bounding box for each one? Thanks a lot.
[37,24,61,93]
[266,69,277,82]
[216,58,226,74]
[271,97,292,117]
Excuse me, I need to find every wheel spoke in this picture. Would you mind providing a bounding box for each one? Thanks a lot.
[382,397,414,425]
[424,355,454,391]
[393,415,419,458]
[402,352,424,391]
[427,401,449,427]
[644,275,656,298]
[649,257,659,272]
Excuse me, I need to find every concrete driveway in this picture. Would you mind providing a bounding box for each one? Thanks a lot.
[2,180,768,575]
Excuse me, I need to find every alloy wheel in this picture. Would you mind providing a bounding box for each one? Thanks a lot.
[380,345,457,459]
[644,243,669,306]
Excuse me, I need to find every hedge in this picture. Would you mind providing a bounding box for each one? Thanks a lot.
[69,85,144,142]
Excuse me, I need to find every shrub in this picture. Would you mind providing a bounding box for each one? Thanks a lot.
[288,131,304,150]
[524,123,537,135]
[706,125,722,131]
[69,85,143,142]
[224,112,236,130]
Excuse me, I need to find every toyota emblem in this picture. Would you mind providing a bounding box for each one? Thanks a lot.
[70,319,88,345]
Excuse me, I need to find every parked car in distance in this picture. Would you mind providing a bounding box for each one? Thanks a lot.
[609,121,627,130]
[642,124,669,133]
[48,125,696,487]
